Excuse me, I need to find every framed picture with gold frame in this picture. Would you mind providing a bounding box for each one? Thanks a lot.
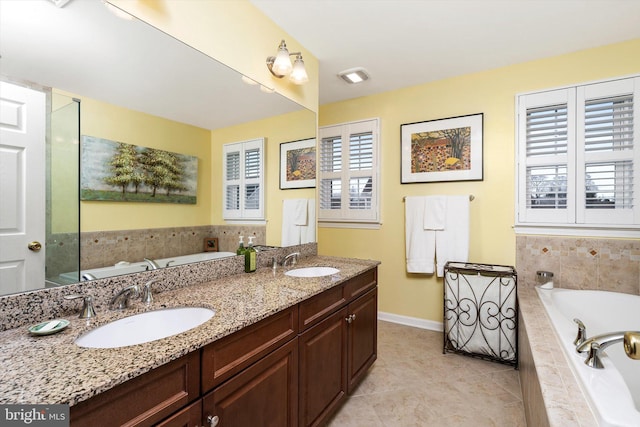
[203,237,218,252]
[401,113,483,183]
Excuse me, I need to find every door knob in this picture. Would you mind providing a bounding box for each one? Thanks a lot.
[28,241,42,252]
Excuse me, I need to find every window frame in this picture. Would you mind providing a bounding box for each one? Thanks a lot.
[318,118,381,228]
[222,137,265,222]
[515,75,640,237]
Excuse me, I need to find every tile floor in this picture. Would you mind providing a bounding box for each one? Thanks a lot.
[327,321,526,426]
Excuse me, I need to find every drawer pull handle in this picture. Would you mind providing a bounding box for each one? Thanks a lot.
[207,415,219,427]
[345,314,356,324]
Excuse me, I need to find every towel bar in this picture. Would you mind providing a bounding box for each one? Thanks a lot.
[402,195,474,201]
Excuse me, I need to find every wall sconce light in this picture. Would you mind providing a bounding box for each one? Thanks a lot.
[266,40,309,85]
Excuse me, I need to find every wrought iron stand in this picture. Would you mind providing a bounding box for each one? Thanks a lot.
[443,262,518,368]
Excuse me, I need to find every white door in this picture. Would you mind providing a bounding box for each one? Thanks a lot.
[0,81,46,294]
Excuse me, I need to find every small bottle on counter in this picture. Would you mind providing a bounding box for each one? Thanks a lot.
[236,235,246,256]
[245,236,257,273]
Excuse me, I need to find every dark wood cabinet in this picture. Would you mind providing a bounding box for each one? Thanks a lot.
[71,351,200,427]
[298,307,348,427]
[202,338,298,427]
[71,267,377,427]
[347,288,377,393]
[297,270,378,427]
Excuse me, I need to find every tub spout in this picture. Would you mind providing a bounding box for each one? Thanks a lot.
[576,331,640,369]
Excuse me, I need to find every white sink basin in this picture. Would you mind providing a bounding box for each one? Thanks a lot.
[285,267,340,278]
[75,307,215,349]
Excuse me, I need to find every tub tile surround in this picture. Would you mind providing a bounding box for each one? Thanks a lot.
[0,243,315,332]
[515,235,640,427]
[0,245,378,406]
[516,235,640,295]
[81,225,266,270]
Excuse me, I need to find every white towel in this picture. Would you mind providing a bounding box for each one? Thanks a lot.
[300,198,316,244]
[405,196,436,273]
[435,196,470,277]
[424,196,446,230]
[282,198,316,246]
[292,199,308,225]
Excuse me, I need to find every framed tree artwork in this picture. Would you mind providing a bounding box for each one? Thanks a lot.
[279,138,316,189]
[401,113,483,184]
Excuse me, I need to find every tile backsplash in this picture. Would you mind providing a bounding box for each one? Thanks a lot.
[81,225,266,269]
[516,235,640,295]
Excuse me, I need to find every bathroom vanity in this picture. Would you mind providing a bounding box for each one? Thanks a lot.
[0,255,378,427]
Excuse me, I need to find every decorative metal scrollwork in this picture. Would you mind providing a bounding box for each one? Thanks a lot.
[443,262,518,368]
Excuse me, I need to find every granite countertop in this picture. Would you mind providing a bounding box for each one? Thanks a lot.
[0,256,379,406]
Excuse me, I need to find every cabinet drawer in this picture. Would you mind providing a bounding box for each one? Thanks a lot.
[202,306,298,392]
[71,351,200,427]
[155,400,201,427]
[298,284,346,332]
[343,268,377,301]
[202,338,299,427]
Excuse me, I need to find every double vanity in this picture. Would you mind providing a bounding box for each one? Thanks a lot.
[0,252,379,427]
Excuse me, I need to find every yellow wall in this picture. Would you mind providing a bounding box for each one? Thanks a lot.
[77,94,212,232]
[211,109,317,246]
[318,39,640,323]
[110,0,319,112]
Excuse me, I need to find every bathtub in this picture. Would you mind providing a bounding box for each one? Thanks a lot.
[59,251,235,282]
[536,287,640,427]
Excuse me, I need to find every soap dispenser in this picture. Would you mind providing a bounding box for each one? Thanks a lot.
[245,236,257,273]
[236,235,246,256]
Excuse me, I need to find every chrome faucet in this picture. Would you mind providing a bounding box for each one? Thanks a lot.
[81,273,97,281]
[282,252,300,268]
[141,279,157,305]
[144,258,160,270]
[64,294,97,318]
[576,331,640,369]
[573,318,587,346]
[109,284,140,310]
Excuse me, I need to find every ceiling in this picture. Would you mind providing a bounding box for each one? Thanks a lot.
[251,0,640,105]
[0,0,301,130]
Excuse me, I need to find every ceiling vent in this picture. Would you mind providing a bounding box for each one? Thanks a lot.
[337,68,370,84]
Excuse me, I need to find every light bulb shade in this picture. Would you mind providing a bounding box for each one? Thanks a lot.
[271,42,292,76]
[289,55,309,85]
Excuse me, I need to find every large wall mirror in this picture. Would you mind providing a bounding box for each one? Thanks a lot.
[0,0,316,296]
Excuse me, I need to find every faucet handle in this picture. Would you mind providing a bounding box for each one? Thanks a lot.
[64,294,97,319]
[573,318,587,346]
[141,279,157,305]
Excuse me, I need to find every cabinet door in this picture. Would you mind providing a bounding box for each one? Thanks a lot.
[202,338,298,427]
[298,307,348,427]
[347,288,377,393]
[155,400,202,427]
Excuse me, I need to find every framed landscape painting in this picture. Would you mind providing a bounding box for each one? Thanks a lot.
[401,113,483,184]
[80,135,198,204]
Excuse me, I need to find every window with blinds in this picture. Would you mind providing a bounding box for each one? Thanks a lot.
[222,138,265,220]
[516,76,639,232]
[319,118,380,224]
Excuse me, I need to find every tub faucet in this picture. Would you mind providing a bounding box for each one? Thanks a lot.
[573,318,588,346]
[109,284,140,310]
[144,258,160,270]
[576,331,640,369]
[81,273,97,281]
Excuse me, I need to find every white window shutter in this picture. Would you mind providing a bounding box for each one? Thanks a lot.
[319,119,380,224]
[223,138,265,220]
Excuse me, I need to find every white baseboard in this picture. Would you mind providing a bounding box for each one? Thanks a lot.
[377,311,443,332]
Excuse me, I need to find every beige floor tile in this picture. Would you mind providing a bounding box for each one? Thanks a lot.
[327,321,525,426]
